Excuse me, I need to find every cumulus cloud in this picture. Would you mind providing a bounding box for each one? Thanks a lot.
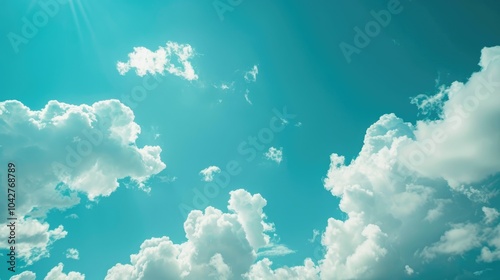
[399,46,500,189]
[44,263,85,280]
[199,166,221,182]
[214,45,500,280]
[105,189,292,280]
[244,65,258,82]
[66,248,80,260]
[317,46,500,279]
[117,41,198,81]
[0,99,166,264]
[264,147,283,164]
[10,263,84,280]
[0,219,67,265]
[244,258,319,280]
[10,271,36,280]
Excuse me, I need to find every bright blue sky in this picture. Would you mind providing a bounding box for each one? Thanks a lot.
[2,0,500,279]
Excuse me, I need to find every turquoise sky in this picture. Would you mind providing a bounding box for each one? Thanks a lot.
[2,1,500,279]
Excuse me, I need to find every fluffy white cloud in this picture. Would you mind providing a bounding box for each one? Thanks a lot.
[44,263,85,280]
[264,147,283,164]
[117,41,198,81]
[199,166,221,182]
[421,223,481,260]
[317,46,500,279]
[105,189,292,280]
[0,99,166,264]
[10,263,84,280]
[244,65,258,82]
[10,271,36,280]
[399,46,500,189]
[102,46,500,280]
[66,248,80,260]
[244,258,319,280]
[0,219,67,265]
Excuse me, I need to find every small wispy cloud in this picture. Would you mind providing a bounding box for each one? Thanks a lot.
[215,82,234,91]
[404,265,414,276]
[65,214,79,219]
[257,244,295,257]
[117,41,198,81]
[264,147,283,164]
[244,65,259,82]
[65,248,79,260]
[158,175,177,183]
[244,89,252,105]
[308,229,320,243]
[199,166,221,182]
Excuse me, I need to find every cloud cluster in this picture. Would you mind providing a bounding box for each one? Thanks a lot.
[100,46,500,279]
[10,263,85,280]
[264,147,283,164]
[0,99,166,264]
[105,189,292,280]
[66,248,80,260]
[117,41,198,81]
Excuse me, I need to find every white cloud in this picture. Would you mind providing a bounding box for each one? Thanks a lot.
[65,214,79,219]
[0,99,166,265]
[244,90,252,105]
[257,244,295,257]
[105,189,289,280]
[316,46,500,279]
[44,263,85,280]
[245,258,319,280]
[10,263,84,280]
[244,65,258,82]
[421,223,481,260]
[399,46,500,189]
[10,271,36,280]
[264,147,283,164]
[66,248,80,260]
[215,82,234,91]
[117,41,198,81]
[404,265,414,276]
[0,219,67,265]
[199,166,221,182]
[483,206,500,224]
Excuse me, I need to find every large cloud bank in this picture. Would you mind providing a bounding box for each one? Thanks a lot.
[0,99,166,264]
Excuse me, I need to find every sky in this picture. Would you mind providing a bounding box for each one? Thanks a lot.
[1,0,500,279]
